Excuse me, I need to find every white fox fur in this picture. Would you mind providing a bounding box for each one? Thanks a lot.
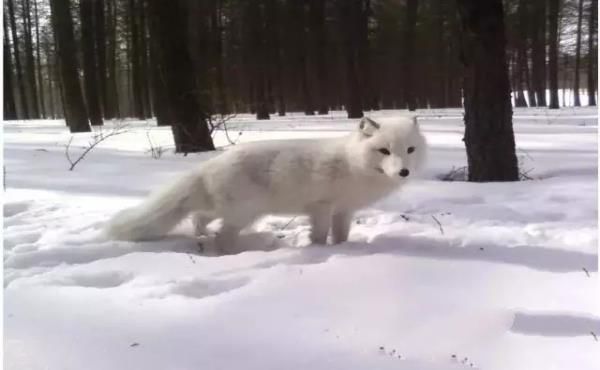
[105,116,427,253]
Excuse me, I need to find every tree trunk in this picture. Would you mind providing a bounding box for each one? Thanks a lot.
[22,0,40,118]
[4,15,18,120]
[403,0,418,111]
[246,1,270,120]
[531,0,547,106]
[7,0,29,118]
[138,0,151,118]
[547,0,560,109]
[148,0,215,152]
[339,0,363,119]
[129,0,144,118]
[33,0,45,117]
[457,0,519,182]
[80,0,104,125]
[572,0,584,106]
[265,0,285,116]
[211,0,228,115]
[514,0,529,107]
[105,0,120,118]
[587,0,597,106]
[94,0,107,115]
[49,0,91,132]
[310,0,329,114]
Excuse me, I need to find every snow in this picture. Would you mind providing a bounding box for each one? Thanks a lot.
[3,107,599,370]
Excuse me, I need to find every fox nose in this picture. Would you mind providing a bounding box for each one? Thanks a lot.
[399,168,410,177]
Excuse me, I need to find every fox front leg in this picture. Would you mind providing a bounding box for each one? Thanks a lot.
[307,203,333,245]
[331,211,353,244]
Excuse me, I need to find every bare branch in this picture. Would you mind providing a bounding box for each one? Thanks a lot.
[65,124,129,171]
[431,215,444,235]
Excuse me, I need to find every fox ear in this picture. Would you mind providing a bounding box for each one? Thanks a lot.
[359,117,380,137]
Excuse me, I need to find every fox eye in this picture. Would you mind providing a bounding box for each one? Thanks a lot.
[407,146,415,154]
[378,148,391,155]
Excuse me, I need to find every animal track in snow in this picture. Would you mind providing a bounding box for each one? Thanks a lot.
[50,270,134,288]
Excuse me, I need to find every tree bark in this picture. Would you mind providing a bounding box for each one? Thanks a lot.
[4,15,18,120]
[22,0,40,118]
[33,0,45,117]
[531,0,547,106]
[309,0,329,114]
[80,0,104,125]
[94,0,107,115]
[338,0,363,119]
[547,0,560,109]
[7,0,29,118]
[587,0,597,106]
[129,0,144,118]
[148,0,215,152]
[514,0,529,107]
[457,0,519,182]
[105,0,120,118]
[211,0,228,115]
[50,0,91,132]
[403,0,418,111]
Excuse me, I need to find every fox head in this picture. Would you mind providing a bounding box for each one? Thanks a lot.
[352,116,427,181]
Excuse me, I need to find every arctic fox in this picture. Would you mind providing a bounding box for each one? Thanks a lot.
[105,116,427,253]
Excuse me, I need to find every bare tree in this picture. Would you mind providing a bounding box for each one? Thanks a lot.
[547,0,560,109]
[80,0,103,125]
[148,0,215,152]
[403,0,418,111]
[4,14,18,120]
[50,0,91,132]
[7,0,29,118]
[457,0,519,181]
[587,0,597,106]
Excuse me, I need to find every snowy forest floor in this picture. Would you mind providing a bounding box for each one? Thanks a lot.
[3,107,599,370]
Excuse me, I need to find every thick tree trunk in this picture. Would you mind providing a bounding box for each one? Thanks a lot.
[514,0,529,107]
[22,0,40,118]
[339,0,363,119]
[129,0,144,118]
[94,0,107,115]
[8,0,29,118]
[587,0,597,106]
[148,0,215,152]
[403,0,418,111]
[310,0,329,114]
[245,1,270,120]
[457,0,519,182]
[33,0,45,117]
[531,0,547,107]
[265,0,285,116]
[4,16,18,120]
[105,0,120,118]
[547,0,560,109]
[49,0,91,132]
[211,0,228,115]
[80,0,104,125]
[573,0,584,106]
[138,1,151,118]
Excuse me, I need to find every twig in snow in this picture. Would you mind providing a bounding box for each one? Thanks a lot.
[582,267,590,277]
[65,125,129,171]
[281,216,297,231]
[145,130,167,159]
[591,331,598,341]
[208,113,243,146]
[431,215,444,235]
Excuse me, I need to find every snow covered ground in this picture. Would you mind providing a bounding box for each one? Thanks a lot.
[3,107,599,370]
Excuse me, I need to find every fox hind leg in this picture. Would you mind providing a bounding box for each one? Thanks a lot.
[308,203,333,245]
